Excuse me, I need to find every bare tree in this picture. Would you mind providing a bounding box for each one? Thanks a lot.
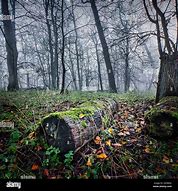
[60,0,66,94]
[82,0,117,93]
[143,0,178,102]
[1,0,19,90]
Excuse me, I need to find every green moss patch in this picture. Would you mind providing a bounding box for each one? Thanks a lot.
[145,96,178,138]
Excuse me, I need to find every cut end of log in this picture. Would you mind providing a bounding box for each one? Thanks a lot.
[40,116,75,153]
[145,96,178,138]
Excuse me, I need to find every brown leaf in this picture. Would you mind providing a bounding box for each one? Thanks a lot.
[86,158,92,167]
[136,128,142,133]
[28,132,35,139]
[94,136,101,145]
[35,145,43,151]
[144,147,151,153]
[162,155,170,164]
[43,169,49,176]
[31,164,39,171]
[124,111,129,119]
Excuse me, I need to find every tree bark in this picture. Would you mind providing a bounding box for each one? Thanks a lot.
[44,0,55,89]
[1,0,19,91]
[71,0,82,91]
[90,0,117,93]
[60,0,66,94]
[156,53,178,102]
[96,45,103,91]
[145,96,178,138]
[124,37,130,92]
[38,99,118,154]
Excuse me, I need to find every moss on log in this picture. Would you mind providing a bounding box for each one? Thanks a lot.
[145,96,178,138]
[37,99,118,154]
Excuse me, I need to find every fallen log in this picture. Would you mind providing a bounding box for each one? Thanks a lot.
[145,96,178,138]
[37,98,118,154]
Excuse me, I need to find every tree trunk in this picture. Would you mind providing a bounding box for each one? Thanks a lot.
[95,43,103,91]
[26,73,30,88]
[60,0,66,94]
[69,41,77,90]
[156,52,178,103]
[38,99,118,154]
[71,1,82,91]
[90,0,117,93]
[145,96,178,138]
[1,0,19,91]
[124,38,130,92]
[44,0,55,89]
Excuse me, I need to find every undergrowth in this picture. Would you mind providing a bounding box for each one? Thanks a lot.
[0,90,177,179]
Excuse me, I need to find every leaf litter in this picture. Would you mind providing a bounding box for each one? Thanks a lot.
[0,92,178,179]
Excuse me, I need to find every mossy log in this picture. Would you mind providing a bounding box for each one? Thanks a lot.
[145,96,178,138]
[38,99,118,154]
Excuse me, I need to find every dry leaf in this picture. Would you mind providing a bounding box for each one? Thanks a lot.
[121,141,127,145]
[125,131,130,135]
[108,128,114,134]
[124,111,129,119]
[118,132,124,136]
[144,147,151,153]
[136,128,142,133]
[97,153,107,159]
[43,169,49,176]
[28,132,35,139]
[35,145,43,151]
[79,113,85,119]
[105,140,111,146]
[112,143,122,147]
[162,155,170,164]
[86,158,92,167]
[94,136,101,145]
[31,164,39,171]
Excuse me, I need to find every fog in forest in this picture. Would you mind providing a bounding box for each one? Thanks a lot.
[0,0,167,93]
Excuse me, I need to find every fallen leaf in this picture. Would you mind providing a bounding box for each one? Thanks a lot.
[140,121,145,125]
[31,164,39,171]
[94,136,101,145]
[43,169,49,176]
[79,113,85,119]
[144,147,151,153]
[130,138,137,143]
[125,131,130,135]
[162,155,170,164]
[121,141,127,145]
[108,128,114,135]
[124,111,129,119]
[86,158,92,167]
[35,145,43,151]
[136,128,142,133]
[112,143,122,147]
[118,132,124,136]
[105,140,111,146]
[28,132,35,139]
[97,153,107,159]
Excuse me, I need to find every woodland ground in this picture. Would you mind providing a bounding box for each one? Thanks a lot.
[0,90,178,179]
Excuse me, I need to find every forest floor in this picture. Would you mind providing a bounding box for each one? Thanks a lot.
[0,91,178,179]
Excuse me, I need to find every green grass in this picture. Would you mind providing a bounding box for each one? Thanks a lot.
[0,90,159,179]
